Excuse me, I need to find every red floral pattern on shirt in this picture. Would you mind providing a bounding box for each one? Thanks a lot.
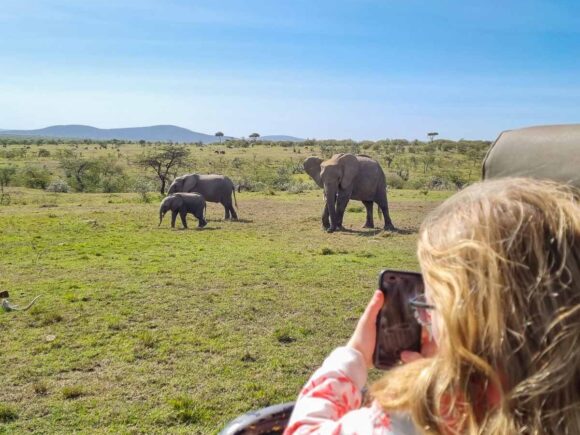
[284,347,405,435]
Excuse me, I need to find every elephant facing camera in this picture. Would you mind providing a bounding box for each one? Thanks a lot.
[303,153,396,233]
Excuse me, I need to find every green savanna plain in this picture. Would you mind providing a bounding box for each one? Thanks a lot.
[0,142,473,433]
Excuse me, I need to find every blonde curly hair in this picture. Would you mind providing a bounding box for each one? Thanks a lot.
[371,178,580,434]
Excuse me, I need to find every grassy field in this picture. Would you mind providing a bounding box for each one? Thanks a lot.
[0,187,453,434]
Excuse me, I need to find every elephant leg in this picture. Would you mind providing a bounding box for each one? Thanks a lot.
[335,193,350,231]
[229,204,238,220]
[378,201,396,231]
[179,210,188,229]
[362,201,374,228]
[196,213,207,228]
[171,210,178,228]
[224,203,231,220]
[321,204,330,229]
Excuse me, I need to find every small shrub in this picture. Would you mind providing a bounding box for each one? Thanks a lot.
[46,179,70,192]
[137,331,157,348]
[281,180,317,193]
[385,173,405,189]
[62,385,84,399]
[408,179,426,190]
[133,178,157,202]
[104,315,123,331]
[241,352,257,362]
[21,165,51,189]
[168,396,211,424]
[0,403,18,422]
[64,293,79,303]
[320,247,335,255]
[33,381,49,396]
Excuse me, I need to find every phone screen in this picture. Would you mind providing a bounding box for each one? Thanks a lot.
[373,269,424,369]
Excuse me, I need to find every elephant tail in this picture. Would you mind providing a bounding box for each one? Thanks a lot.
[377,206,382,219]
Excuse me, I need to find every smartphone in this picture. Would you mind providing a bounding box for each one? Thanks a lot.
[373,269,424,370]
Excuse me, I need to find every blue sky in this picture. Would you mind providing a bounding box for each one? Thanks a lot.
[1,0,579,140]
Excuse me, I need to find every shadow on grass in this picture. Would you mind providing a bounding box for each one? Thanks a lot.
[206,218,254,224]
[338,226,418,236]
[392,227,417,235]
[157,227,222,231]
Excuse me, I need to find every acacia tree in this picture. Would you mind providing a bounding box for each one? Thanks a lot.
[59,153,100,192]
[427,132,439,142]
[135,145,190,194]
[215,132,224,143]
[249,133,260,142]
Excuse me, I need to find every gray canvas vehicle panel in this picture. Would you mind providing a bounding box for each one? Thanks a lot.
[483,124,580,188]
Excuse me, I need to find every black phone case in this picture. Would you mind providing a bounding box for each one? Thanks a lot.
[372,269,423,370]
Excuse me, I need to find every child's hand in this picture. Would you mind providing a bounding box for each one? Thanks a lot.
[347,290,384,368]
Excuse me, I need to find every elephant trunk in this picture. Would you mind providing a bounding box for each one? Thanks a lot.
[324,185,339,231]
[311,171,322,188]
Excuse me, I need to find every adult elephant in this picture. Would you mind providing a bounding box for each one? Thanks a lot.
[167,174,238,220]
[304,153,395,233]
[159,193,207,229]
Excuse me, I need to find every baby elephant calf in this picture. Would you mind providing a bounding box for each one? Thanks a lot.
[159,193,207,229]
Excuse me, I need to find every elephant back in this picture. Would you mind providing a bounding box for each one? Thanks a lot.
[352,155,386,199]
[187,174,233,202]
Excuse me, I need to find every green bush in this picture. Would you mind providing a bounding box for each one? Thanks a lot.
[279,180,317,193]
[20,165,51,189]
[0,403,18,423]
[0,166,16,191]
[385,173,404,189]
[60,155,128,192]
[46,179,70,193]
[61,386,84,400]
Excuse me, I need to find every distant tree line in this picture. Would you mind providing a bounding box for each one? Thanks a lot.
[0,136,492,196]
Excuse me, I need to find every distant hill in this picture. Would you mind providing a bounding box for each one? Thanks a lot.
[260,135,305,142]
[0,125,230,144]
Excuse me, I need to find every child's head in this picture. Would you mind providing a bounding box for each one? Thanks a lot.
[374,178,580,433]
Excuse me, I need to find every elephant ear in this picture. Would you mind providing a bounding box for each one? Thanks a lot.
[187,174,199,190]
[338,154,360,189]
[303,157,323,188]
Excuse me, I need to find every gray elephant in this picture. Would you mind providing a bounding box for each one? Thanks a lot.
[159,193,207,229]
[304,153,395,233]
[167,174,238,220]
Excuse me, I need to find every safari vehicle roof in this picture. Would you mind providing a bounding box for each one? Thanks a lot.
[482,124,580,188]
